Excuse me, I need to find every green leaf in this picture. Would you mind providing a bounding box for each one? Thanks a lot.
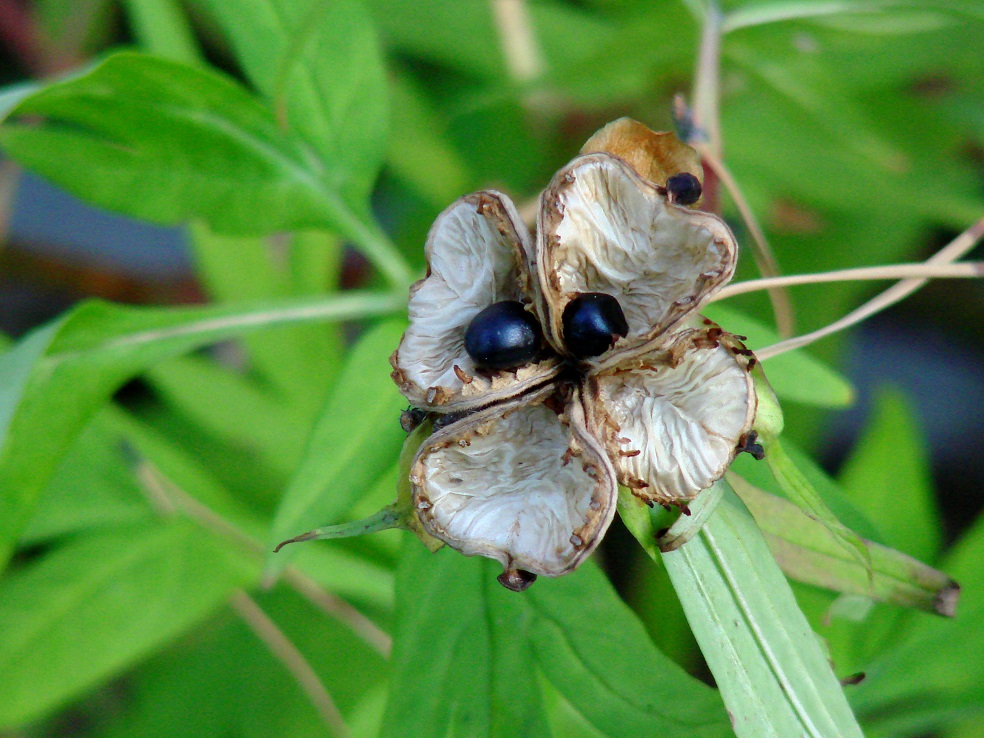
[659,484,865,738]
[850,510,984,736]
[0,52,411,287]
[838,387,941,562]
[703,303,854,407]
[384,538,730,738]
[1,52,329,234]
[526,561,731,737]
[267,319,408,576]
[731,474,957,616]
[122,0,205,65]
[201,0,388,212]
[0,292,402,572]
[382,541,549,738]
[0,520,254,728]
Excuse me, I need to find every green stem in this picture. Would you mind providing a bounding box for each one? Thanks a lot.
[273,504,404,552]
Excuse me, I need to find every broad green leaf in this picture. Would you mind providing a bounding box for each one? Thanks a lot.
[267,319,407,575]
[838,388,941,562]
[703,303,854,407]
[382,541,550,738]
[384,538,730,738]
[526,561,731,737]
[0,292,402,571]
[200,0,388,212]
[660,484,865,738]
[122,0,204,65]
[0,52,411,287]
[731,474,957,615]
[1,52,332,234]
[0,520,254,728]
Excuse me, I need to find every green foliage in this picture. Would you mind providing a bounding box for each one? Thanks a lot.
[0,0,980,736]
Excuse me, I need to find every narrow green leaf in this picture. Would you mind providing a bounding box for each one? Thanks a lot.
[266,319,408,575]
[201,0,388,211]
[838,387,941,562]
[704,303,854,407]
[850,511,984,735]
[0,292,402,572]
[0,520,254,728]
[122,0,205,65]
[731,474,958,615]
[382,541,549,738]
[660,484,865,738]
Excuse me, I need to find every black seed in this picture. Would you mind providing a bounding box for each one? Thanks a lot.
[666,172,702,205]
[497,568,537,591]
[400,407,427,433]
[464,300,543,370]
[562,293,629,358]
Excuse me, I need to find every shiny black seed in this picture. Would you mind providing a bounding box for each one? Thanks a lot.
[666,172,702,205]
[562,292,629,359]
[464,300,543,370]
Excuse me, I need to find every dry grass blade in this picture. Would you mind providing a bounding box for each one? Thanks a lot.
[132,454,392,657]
[757,217,984,360]
[231,591,351,737]
[715,262,984,300]
[491,0,543,83]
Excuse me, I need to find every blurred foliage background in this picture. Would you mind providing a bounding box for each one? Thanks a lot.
[0,0,981,736]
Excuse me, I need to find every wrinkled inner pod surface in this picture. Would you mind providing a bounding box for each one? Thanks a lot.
[464,300,543,370]
[561,293,629,359]
[585,331,756,503]
[412,400,615,581]
[665,172,702,206]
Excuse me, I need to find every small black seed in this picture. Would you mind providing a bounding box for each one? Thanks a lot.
[464,301,543,370]
[562,293,629,359]
[497,568,537,592]
[400,407,427,433]
[666,172,702,205]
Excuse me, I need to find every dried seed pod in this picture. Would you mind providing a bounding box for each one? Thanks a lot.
[410,386,617,583]
[536,153,738,371]
[584,321,757,505]
[391,191,560,411]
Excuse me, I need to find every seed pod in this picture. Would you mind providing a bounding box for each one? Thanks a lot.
[536,153,738,370]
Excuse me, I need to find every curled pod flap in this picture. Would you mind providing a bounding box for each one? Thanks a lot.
[392,191,559,411]
[410,385,618,586]
[584,319,757,505]
[536,154,737,369]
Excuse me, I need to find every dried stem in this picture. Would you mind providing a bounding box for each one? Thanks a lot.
[132,455,392,657]
[688,1,796,338]
[715,262,984,300]
[757,217,984,360]
[491,0,544,83]
[230,591,351,738]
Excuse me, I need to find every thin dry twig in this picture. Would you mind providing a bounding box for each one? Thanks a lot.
[132,455,392,657]
[687,1,796,338]
[230,591,351,738]
[715,262,984,300]
[491,0,544,83]
[756,217,984,360]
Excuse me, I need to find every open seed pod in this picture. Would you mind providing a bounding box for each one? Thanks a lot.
[409,385,618,590]
[583,318,757,506]
[536,153,738,371]
[391,191,561,411]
